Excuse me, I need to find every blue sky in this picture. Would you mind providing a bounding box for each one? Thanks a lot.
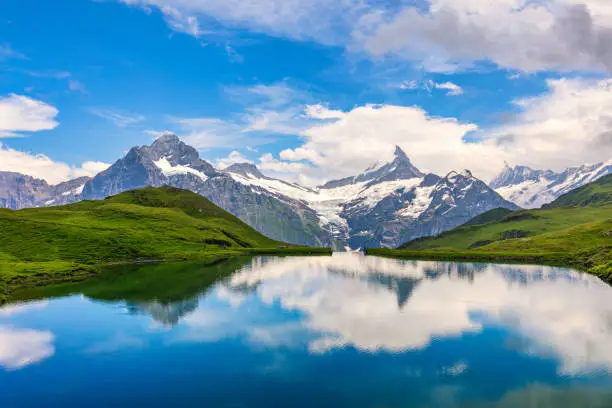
[1,0,612,185]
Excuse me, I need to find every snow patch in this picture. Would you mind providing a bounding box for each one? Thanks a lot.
[397,185,436,219]
[154,157,209,181]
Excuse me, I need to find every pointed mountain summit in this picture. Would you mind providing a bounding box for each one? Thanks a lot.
[82,134,217,200]
[321,145,424,189]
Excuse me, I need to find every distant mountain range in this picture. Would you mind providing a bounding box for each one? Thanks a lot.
[1,133,609,248]
[491,161,612,209]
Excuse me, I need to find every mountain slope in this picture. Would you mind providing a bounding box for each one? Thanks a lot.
[492,160,612,208]
[371,176,612,280]
[545,174,612,208]
[0,186,283,266]
[0,186,329,302]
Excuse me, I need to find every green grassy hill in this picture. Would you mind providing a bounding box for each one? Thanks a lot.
[368,176,612,281]
[0,186,329,302]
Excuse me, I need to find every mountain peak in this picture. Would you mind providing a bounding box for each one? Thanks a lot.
[152,132,181,146]
[489,164,546,189]
[225,163,265,179]
[394,145,409,161]
[445,169,473,182]
[321,145,423,189]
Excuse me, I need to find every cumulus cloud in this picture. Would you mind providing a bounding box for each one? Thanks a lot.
[258,77,612,183]
[0,143,110,184]
[0,94,59,137]
[0,326,55,370]
[489,77,612,171]
[277,104,492,183]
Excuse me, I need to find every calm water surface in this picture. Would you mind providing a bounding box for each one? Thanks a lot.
[1,253,612,407]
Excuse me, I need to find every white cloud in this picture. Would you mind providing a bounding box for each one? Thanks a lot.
[0,143,110,184]
[277,104,492,183]
[0,94,59,137]
[215,150,252,169]
[0,326,55,370]
[361,0,612,73]
[88,109,146,128]
[432,81,463,96]
[489,77,612,171]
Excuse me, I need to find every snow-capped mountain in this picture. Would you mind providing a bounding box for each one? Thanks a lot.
[224,144,518,248]
[0,172,89,210]
[81,134,331,247]
[491,160,612,208]
[3,134,518,249]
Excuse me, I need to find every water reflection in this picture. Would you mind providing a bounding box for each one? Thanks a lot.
[2,253,612,407]
[0,326,54,370]
[215,253,612,374]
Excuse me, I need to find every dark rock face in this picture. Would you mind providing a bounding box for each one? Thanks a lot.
[82,134,217,200]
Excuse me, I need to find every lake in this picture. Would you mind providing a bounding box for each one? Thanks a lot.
[1,253,612,407]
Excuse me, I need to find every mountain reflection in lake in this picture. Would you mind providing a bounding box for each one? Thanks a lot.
[1,253,612,407]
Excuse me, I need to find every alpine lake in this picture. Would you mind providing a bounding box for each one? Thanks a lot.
[2,253,612,407]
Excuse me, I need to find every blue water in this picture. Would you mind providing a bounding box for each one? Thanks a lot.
[1,253,612,407]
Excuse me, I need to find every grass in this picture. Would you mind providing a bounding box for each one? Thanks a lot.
[10,256,253,305]
[0,186,331,303]
[368,176,612,281]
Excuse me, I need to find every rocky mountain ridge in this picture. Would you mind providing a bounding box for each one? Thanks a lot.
[492,160,612,208]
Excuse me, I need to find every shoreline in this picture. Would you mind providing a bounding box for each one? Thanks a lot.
[0,247,333,304]
[365,248,611,283]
